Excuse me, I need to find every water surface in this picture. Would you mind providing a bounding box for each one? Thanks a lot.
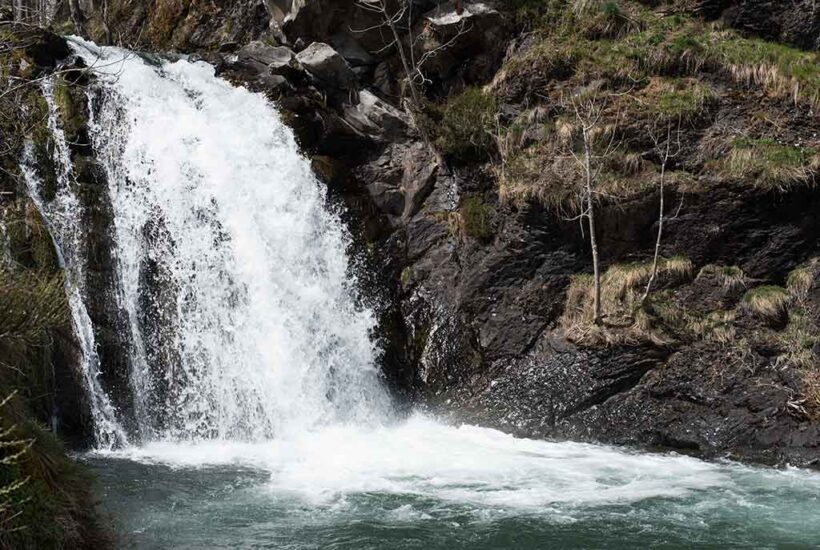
[87,416,820,549]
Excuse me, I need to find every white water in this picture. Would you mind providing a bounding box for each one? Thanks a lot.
[70,37,391,443]
[22,80,128,448]
[29,40,819,543]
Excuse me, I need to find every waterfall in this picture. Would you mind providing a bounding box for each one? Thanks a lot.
[22,80,129,448]
[30,38,392,447]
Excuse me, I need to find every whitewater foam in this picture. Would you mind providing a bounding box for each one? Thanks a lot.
[91,415,739,510]
[68,37,391,442]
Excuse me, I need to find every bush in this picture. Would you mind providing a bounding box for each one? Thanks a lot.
[436,88,498,160]
[458,197,495,241]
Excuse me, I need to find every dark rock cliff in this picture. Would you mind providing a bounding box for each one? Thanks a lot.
[6,0,820,471]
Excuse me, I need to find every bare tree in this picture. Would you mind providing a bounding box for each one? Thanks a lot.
[353,0,470,110]
[566,91,620,325]
[641,117,682,302]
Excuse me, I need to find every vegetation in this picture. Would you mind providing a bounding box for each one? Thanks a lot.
[486,0,819,210]
[720,138,818,191]
[435,87,497,160]
[457,197,495,241]
[562,256,693,345]
[0,26,113,549]
[697,264,747,293]
[741,285,790,323]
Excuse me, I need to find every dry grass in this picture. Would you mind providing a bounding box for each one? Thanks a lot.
[786,260,817,301]
[697,264,747,293]
[498,141,580,210]
[803,370,820,421]
[562,256,693,345]
[741,285,790,323]
[721,138,818,191]
[780,310,818,370]
[688,310,737,344]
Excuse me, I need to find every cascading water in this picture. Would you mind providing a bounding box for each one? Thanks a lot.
[68,37,392,443]
[25,39,820,548]
[22,79,128,448]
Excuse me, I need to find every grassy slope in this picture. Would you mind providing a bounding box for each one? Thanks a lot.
[424,0,819,416]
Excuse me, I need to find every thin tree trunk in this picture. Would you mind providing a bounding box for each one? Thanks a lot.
[68,0,85,35]
[583,129,603,325]
[642,132,671,302]
[383,5,420,107]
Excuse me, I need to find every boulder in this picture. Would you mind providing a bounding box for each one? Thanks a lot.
[237,40,296,72]
[296,42,356,89]
[413,1,507,86]
[329,31,376,67]
[342,89,410,141]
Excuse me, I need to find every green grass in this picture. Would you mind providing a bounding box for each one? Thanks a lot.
[723,138,817,190]
[495,1,820,106]
[741,285,790,322]
[435,88,498,160]
[458,197,495,241]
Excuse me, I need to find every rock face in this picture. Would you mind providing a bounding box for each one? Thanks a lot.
[16,0,820,469]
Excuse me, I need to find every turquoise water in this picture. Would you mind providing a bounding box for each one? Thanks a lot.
[86,418,820,549]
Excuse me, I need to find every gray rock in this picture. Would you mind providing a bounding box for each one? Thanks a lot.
[329,31,376,67]
[237,41,295,72]
[295,41,356,89]
[342,90,409,141]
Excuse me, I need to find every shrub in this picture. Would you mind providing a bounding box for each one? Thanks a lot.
[458,197,495,241]
[435,88,497,160]
[0,269,68,349]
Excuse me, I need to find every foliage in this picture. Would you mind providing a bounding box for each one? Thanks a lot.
[435,88,498,160]
[458,197,495,241]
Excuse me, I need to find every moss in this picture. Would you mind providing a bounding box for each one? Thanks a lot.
[400,266,414,288]
[147,0,188,49]
[52,80,86,143]
[435,88,497,160]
